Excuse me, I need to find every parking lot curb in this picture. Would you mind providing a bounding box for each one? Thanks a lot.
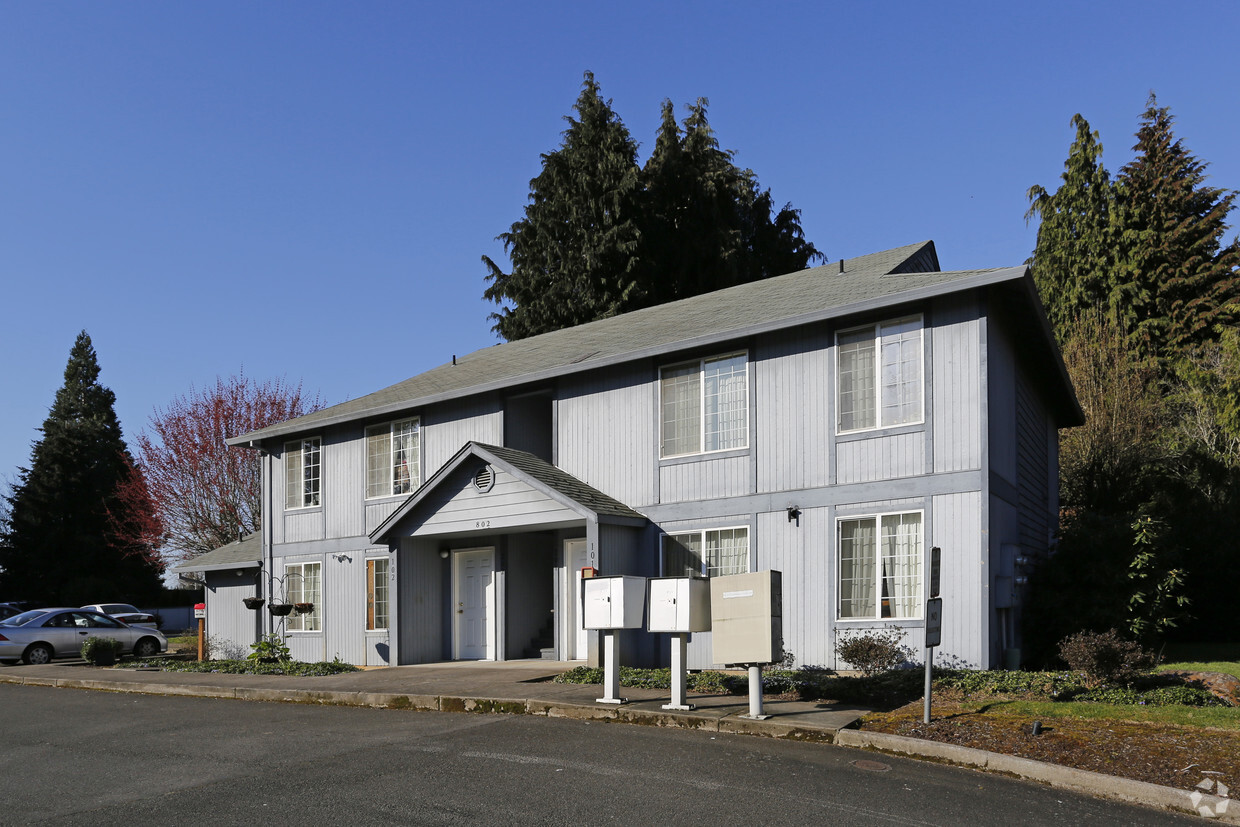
[835,729,1236,823]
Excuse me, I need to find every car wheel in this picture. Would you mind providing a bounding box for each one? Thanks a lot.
[22,643,53,665]
[133,637,161,658]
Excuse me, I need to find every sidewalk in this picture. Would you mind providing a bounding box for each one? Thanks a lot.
[0,659,865,740]
[1,660,1234,822]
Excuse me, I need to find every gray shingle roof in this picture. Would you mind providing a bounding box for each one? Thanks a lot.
[230,240,1041,444]
[175,533,262,572]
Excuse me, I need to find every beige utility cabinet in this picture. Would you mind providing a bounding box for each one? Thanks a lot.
[647,576,711,633]
[710,570,783,665]
[582,575,646,630]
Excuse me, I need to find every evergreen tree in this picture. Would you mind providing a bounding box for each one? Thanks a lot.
[639,98,821,305]
[483,75,822,340]
[1025,114,1119,337]
[482,72,645,340]
[1112,94,1240,360]
[0,332,164,605]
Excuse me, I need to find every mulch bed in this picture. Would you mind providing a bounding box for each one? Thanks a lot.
[859,689,1238,795]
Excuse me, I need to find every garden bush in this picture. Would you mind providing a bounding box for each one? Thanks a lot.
[1058,628,1158,687]
[835,629,909,676]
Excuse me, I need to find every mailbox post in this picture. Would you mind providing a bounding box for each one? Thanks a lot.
[647,576,711,710]
[582,576,646,704]
[194,603,206,661]
[709,571,782,720]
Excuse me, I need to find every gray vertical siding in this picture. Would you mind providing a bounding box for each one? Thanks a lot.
[756,506,829,670]
[930,491,986,668]
[557,363,656,507]
[325,427,365,539]
[931,297,983,474]
[756,327,830,493]
[987,318,1018,484]
[397,537,445,664]
[835,432,925,483]
[1015,373,1052,556]
[204,573,260,656]
[424,396,503,477]
[659,455,751,501]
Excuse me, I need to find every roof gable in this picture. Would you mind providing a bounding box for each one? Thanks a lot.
[370,442,645,544]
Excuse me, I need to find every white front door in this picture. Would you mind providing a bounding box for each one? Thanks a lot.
[564,538,590,660]
[454,548,495,660]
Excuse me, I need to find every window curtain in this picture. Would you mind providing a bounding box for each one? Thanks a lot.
[661,365,700,456]
[703,355,747,451]
[707,528,749,577]
[880,514,921,618]
[880,318,922,426]
[838,519,876,618]
[284,443,302,509]
[366,427,390,498]
[838,330,876,431]
[393,420,418,494]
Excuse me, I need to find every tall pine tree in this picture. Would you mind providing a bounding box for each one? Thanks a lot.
[482,72,645,341]
[1112,94,1240,360]
[1025,114,1119,338]
[484,75,822,341]
[0,332,164,605]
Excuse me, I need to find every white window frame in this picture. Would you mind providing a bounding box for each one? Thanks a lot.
[365,417,420,500]
[836,510,923,621]
[659,351,749,459]
[284,437,321,510]
[660,526,750,578]
[284,561,322,632]
[366,557,389,632]
[836,315,924,434]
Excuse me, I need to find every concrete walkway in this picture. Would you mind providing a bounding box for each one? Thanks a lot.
[1,660,1234,823]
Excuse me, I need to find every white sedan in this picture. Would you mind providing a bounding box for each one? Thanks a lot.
[80,603,159,628]
[0,608,167,665]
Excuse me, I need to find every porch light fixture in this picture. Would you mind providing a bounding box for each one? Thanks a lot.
[786,506,801,525]
[439,549,450,559]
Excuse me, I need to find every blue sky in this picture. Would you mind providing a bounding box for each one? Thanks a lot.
[2,1,1238,487]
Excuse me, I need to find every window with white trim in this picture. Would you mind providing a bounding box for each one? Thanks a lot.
[837,512,922,620]
[366,418,420,499]
[661,527,749,577]
[660,352,748,458]
[366,558,389,631]
[285,562,322,632]
[837,316,923,432]
[284,438,321,509]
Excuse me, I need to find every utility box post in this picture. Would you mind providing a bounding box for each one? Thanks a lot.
[648,576,711,710]
[924,546,943,725]
[194,603,206,661]
[582,576,646,705]
[709,570,783,720]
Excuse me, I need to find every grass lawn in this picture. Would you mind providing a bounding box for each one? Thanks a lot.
[931,695,1240,730]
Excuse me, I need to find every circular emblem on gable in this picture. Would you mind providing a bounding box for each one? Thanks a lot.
[473,465,495,493]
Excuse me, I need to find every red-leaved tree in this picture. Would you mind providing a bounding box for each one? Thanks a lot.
[136,374,323,561]
[106,453,167,573]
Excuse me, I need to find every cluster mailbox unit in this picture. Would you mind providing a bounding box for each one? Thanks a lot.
[710,570,783,719]
[582,575,646,704]
[647,576,712,710]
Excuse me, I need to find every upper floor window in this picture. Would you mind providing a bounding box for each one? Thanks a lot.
[661,527,749,578]
[837,316,923,433]
[660,352,748,458]
[838,511,922,620]
[285,561,321,632]
[284,437,321,509]
[366,418,420,499]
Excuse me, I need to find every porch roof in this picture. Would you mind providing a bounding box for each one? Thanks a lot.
[174,532,262,572]
[369,442,646,544]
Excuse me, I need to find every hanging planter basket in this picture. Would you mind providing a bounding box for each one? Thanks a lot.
[268,603,294,617]
[243,597,266,610]
[294,602,314,615]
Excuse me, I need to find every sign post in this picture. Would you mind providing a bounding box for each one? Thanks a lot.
[194,603,206,661]
[924,546,942,725]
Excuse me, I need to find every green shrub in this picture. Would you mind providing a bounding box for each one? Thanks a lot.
[936,669,1087,698]
[1058,628,1158,687]
[248,633,292,662]
[835,629,909,676]
[80,637,124,665]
